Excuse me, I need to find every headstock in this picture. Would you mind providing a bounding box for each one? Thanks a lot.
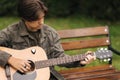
[95,48,112,61]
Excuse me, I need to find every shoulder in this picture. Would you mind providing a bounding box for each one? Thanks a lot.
[42,24,59,36]
[42,24,57,33]
[0,22,20,41]
[42,24,60,39]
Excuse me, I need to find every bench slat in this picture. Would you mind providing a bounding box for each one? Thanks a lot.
[59,65,120,80]
[58,26,109,39]
[61,37,110,50]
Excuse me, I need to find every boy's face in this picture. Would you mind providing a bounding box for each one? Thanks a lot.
[25,12,45,32]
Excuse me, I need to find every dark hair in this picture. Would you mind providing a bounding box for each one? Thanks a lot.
[17,0,48,21]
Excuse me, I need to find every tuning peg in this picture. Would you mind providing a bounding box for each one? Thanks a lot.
[104,48,108,50]
[107,58,111,61]
[100,48,104,50]
[103,59,107,62]
[103,58,111,62]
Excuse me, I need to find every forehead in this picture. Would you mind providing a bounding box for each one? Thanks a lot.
[37,11,45,18]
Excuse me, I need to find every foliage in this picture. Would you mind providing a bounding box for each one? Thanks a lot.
[79,0,120,21]
[0,0,120,21]
[0,0,18,16]
[43,0,79,17]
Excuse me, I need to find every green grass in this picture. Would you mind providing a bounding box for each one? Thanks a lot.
[0,17,19,30]
[0,16,120,71]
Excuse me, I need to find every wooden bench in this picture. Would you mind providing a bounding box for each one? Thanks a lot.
[57,26,120,80]
[59,64,120,80]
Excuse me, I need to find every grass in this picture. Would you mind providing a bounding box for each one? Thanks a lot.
[0,16,120,70]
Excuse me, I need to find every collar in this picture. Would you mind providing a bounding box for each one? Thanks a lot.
[18,20,29,36]
[18,20,46,38]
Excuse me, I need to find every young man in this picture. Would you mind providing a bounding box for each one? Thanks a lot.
[0,0,95,80]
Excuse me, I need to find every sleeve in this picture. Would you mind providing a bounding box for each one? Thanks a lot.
[0,51,11,67]
[0,29,12,67]
[48,29,85,68]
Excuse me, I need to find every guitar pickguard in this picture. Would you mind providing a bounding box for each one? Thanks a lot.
[13,71,37,80]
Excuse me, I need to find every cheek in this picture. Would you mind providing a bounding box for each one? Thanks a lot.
[41,18,44,24]
[31,22,39,27]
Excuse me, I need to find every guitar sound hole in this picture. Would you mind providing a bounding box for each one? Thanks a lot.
[28,60,35,71]
[16,60,35,75]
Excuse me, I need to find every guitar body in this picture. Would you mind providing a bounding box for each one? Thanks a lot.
[0,46,112,80]
[0,46,50,80]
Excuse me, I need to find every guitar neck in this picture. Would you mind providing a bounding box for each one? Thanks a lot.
[35,53,92,69]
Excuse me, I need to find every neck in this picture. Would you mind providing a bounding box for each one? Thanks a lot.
[27,27,40,32]
[25,22,40,32]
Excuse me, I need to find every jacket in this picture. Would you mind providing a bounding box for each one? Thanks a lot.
[0,20,82,80]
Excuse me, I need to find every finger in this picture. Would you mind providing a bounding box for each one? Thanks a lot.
[24,65,31,71]
[88,55,96,60]
[85,57,89,62]
[21,66,28,72]
[86,51,93,54]
[80,60,87,64]
[18,67,25,73]
[25,61,31,68]
[87,55,93,60]
[20,63,28,72]
[25,62,31,70]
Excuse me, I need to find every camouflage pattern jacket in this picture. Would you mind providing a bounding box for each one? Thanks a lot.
[0,20,82,80]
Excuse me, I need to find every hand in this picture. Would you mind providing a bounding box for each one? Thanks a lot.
[8,56,31,73]
[80,51,96,65]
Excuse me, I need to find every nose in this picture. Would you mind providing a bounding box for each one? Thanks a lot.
[38,18,44,25]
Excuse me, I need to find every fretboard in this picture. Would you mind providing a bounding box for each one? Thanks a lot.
[35,53,88,69]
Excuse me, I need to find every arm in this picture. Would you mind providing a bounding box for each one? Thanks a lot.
[47,29,84,67]
[0,28,31,73]
[0,29,12,67]
[48,28,95,68]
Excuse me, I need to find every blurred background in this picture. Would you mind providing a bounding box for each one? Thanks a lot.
[0,0,120,21]
[0,0,120,70]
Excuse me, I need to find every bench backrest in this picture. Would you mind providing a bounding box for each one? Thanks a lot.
[58,26,110,51]
[58,26,120,80]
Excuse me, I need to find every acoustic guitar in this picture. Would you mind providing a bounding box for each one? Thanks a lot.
[0,46,112,80]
